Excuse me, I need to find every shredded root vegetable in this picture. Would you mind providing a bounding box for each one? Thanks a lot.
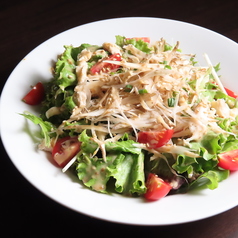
[53,39,234,157]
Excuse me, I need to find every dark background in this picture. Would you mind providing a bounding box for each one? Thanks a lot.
[1,0,238,237]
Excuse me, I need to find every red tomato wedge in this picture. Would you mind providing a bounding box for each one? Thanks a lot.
[138,129,174,149]
[52,136,81,168]
[144,173,172,201]
[218,149,238,171]
[90,53,122,75]
[22,82,45,105]
[224,87,237,98]
[126,37,150,43]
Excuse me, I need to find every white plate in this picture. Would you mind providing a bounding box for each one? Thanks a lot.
[1,17,238,226]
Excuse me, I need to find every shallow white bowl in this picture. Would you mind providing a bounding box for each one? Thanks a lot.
[1,17,238,225]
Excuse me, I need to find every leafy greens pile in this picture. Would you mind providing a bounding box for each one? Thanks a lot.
[22,36,238,198]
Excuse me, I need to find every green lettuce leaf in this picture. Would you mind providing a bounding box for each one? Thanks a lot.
[54,45,77,90]
[40,83,76,125]
[79,130,99,154]
[115,35,152,53]
[189,168,229,190]
[200,131,222,154]
[41,44,99,124]
[63,96,76,111]
[54,44,99,90]
[215,90,238,108]
[76,151,146,195]
[107,152,146,194]
[115,35,125,47]
[76,131,146,195]
[76,153,111,192]
[105,140,141,154]
[171,129,237,192]
[20,112,55,147]
[172,154,198,175]
[172,131,229,178]
[125,38,152,53]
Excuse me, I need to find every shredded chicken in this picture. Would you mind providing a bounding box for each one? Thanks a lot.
[102,42,122,55]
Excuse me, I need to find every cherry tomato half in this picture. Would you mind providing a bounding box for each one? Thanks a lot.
[224,87,238,99]
[22,82,45,105]
[218,149,238,171]
[138,129,174,149]
[52,136,81,168]
[144,173,172,201]
[90,53,122,75]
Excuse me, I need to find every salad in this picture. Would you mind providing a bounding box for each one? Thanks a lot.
[21,36,238,201]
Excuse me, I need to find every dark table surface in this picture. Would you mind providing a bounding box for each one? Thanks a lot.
[1,0,238,237]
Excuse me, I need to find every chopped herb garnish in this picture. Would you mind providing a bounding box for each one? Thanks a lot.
[164,65,172,70]
[124,84,133,92]
[168,98,176,107]
[138,89,148,94]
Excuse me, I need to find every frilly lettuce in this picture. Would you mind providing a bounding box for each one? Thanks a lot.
[168,130,237,191]
[189,168,229,190]
[20,112,55,147]
[41,44,95,124]
[54,45,77,90]
[115,35,152,53]
[55,44,95,90]
[21,36,238,198]
[76,130,146,195]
